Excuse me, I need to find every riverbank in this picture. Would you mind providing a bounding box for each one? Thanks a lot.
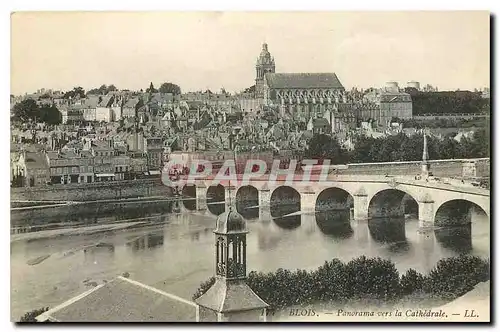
[273,281,490,322]
[10,178,172,202]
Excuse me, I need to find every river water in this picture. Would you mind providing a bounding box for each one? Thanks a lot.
[10,200,490,321]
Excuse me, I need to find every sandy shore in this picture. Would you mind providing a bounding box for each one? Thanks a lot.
[10,220,151,243]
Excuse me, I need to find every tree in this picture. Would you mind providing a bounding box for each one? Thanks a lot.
[19,307,49,322]
[12,99,39,122]
[158,82,181,95]
[63,87,85,99]
[146,82,157,93]
[39,105,62,125]
[305,134,348,163]
[243,85,256,93]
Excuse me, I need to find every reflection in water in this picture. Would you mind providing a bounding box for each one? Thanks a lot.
[257,227,282,250]
[236,186,259,220]
[182,185,197,211]
[237,201,259,220]
[207,185,225,216]
[435,225,472,254]
[126,232,165,252]
[315,210,353,240]
[273,215,301,230]
[368,218,410,253]
[207,203,225,216]
[271,203,301,230]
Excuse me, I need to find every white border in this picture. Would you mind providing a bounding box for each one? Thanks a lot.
[2,1,498,332]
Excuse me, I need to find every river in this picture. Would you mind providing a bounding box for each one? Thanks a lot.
[10,200,490,321]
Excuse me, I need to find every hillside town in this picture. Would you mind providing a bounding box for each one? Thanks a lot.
[10,43,490,188]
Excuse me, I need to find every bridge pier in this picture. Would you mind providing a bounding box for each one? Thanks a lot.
[259,206,272,222]
[353,192,369,221]
[196,185,207,211]
[300,190,316,213]
[418,197,435,228]
[258,188,270,208]
[225,185,237,210]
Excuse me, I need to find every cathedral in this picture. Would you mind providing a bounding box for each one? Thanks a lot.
[252,43,412,128]
[254,43,348,120]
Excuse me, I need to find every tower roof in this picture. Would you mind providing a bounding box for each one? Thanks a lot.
[214,208,247,234]
[256,43,274,66]
[195,278,268,313]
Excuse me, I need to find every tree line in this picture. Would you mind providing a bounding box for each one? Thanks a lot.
[305,128,489,164]
[11,99,62,125]
[404,89,490,115]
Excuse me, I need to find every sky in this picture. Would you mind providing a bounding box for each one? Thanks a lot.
[10,11,490,95]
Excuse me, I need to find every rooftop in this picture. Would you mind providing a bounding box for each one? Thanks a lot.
[265,73,344,90]
[36,276,197,322]
[195,278,268,313]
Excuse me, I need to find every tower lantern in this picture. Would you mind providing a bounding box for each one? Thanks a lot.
[195,205,268,322]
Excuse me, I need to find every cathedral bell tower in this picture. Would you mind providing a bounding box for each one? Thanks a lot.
[255,43,275,99]
[195,205,269,322]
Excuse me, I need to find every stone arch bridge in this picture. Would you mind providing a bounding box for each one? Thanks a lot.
[179,174,489,228]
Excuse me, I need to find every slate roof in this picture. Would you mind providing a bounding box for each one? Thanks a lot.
[98,95,114,108]
[36,276,197,322]
[85,96,100,108]
[124,98,140,109]
[23,152,49,169]
[265,73,344,89]
[379,92,412,103]
[195,278,268,313]
[312,118,330,128]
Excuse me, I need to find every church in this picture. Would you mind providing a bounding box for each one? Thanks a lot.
[254,43,347,120]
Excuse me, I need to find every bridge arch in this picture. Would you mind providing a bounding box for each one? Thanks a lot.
[368,188,419,220]
[434,199,488,227]
[236,185,259,219]
[206,184,225,215]
[181,184,197,211]
[270,185,301,218]
[315,187,354,212]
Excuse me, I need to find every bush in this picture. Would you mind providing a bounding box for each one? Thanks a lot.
[193,255,490,310]
[311,259,348,302]
[19,307,49,322]
[400,268,425,295]
[345,256,401,300]
[425,255,490,299]
[192,276,215,300]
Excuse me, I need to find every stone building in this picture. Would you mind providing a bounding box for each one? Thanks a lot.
[363,83,413,127]
[255,43,276,98]
[263,72,346,120]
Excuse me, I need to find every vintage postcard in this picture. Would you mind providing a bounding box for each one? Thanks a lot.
[10,11,490,323]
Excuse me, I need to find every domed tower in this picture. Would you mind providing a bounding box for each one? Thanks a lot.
[255,43,275,98]
[195,207,268,322]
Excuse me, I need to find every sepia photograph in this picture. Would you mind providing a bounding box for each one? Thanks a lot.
[9,10,491,323]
